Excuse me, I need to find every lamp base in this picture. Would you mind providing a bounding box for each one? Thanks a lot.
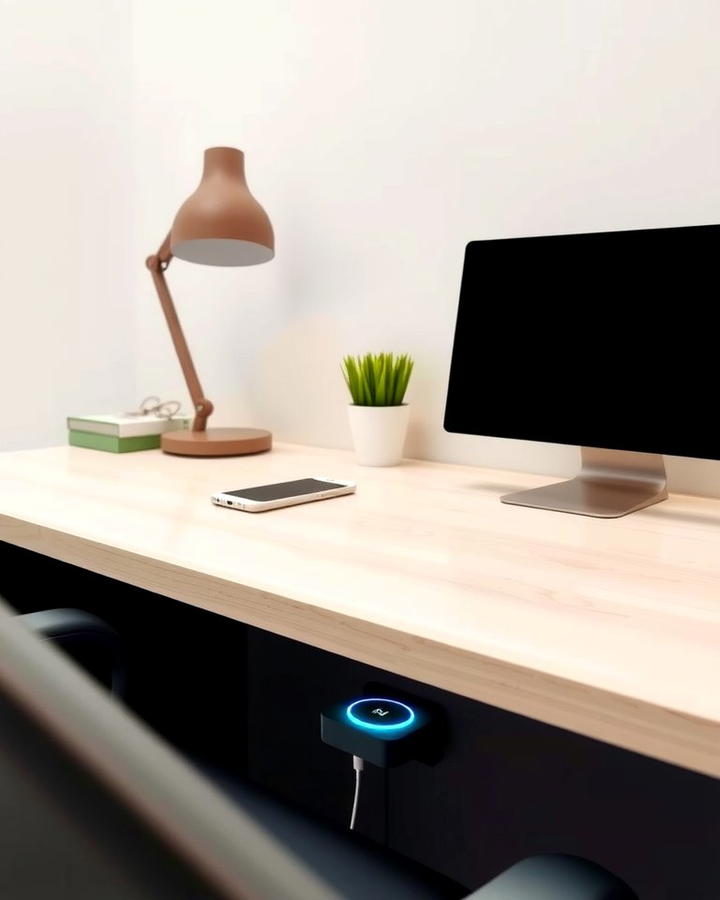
[161,427,272,457]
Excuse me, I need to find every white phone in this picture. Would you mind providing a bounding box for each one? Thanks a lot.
[211,476,356,513]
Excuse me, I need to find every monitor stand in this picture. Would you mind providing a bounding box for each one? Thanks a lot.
[501,448,668,518]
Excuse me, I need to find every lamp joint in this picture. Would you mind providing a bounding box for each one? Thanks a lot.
[191,398,214,433]
[146,254,170,273]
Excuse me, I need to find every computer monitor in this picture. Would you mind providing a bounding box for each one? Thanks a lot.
[444,224,720,517]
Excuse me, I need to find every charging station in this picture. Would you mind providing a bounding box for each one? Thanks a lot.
[321,685,444,768]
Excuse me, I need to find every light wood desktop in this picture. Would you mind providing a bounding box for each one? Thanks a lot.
[0,443,718,778]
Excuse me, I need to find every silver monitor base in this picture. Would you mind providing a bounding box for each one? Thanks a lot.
[501,448,668,518]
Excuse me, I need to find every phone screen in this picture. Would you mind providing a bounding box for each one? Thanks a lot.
[223,478,338,503]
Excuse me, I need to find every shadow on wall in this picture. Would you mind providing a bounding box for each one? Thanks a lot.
[253,314,348,448]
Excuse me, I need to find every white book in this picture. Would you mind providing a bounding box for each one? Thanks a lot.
[67,413,191,438]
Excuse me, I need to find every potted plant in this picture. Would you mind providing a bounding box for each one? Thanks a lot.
[342,352,414,466]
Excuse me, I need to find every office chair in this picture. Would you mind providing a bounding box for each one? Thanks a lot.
[8,604,637,900]
[17,607,125,696]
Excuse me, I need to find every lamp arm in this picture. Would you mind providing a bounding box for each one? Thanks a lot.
[146,234,214,432]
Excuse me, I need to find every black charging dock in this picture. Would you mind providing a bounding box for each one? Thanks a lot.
[320,683,445,767]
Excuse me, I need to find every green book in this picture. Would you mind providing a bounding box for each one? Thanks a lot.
[68,430,161,453]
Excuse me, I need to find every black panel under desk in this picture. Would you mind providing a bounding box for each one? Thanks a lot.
[247,627,720,899]
[0,541,248,771]
[3,542,720,898]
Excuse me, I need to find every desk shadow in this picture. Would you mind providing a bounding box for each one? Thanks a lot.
[642,505,720,528]
[461,480,530,497]
[461,486,720,528]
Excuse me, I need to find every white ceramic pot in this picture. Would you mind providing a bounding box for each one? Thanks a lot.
[347,404,410,467]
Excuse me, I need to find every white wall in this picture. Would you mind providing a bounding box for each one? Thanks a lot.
[130,0,720,494]
[12,0,713,493]
[0,0,135,452]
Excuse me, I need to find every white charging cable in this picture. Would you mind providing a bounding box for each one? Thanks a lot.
[349,755,364,830]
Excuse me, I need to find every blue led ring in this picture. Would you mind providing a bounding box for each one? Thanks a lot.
[346,698,415,731]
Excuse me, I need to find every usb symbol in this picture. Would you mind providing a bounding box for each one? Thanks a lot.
[372,708,390,717]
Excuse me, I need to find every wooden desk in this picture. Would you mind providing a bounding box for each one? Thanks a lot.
[0,443,718,778]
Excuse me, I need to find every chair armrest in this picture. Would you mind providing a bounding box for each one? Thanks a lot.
[17,608,125,698]
[463,854,637,900]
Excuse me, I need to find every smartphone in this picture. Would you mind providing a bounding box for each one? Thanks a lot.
[211,477,356,513]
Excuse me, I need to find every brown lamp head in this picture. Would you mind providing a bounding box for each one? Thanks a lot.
[170,147,274,267]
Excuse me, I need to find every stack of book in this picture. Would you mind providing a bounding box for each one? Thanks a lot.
[67,413,191,453]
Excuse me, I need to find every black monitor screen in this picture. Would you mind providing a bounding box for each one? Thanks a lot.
[444,224,720,460]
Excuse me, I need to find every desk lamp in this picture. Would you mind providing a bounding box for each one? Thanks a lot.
[146,147,274,456]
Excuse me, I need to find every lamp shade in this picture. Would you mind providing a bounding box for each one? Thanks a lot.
[170,147,274,267]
